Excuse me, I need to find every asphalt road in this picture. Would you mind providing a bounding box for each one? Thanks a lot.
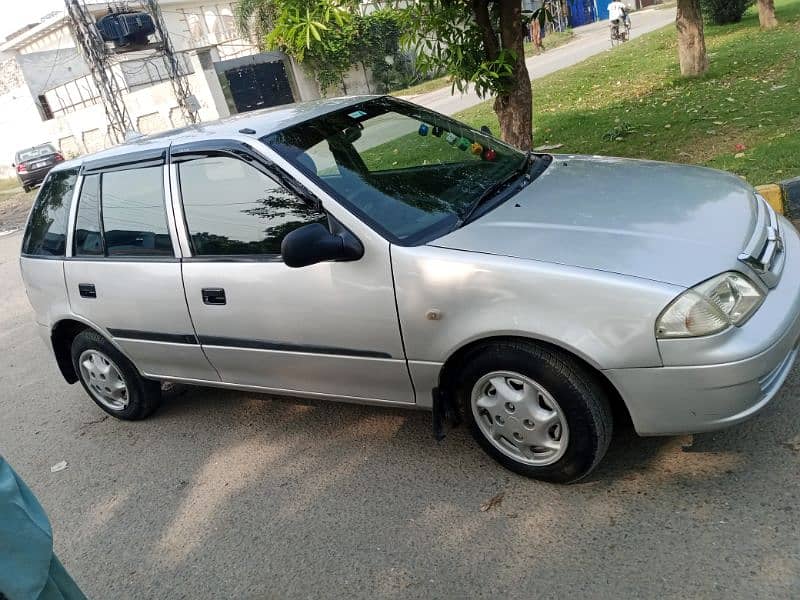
[2,227,800,598]
[400,7,678,116]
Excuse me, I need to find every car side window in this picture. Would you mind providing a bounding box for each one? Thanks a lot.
[178,155,326,257]
[101,167,173,257]
[21,168,78,257]
[73,174,103,256]
[73,166,173,257]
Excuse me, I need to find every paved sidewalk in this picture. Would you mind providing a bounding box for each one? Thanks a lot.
[399,6,677,115]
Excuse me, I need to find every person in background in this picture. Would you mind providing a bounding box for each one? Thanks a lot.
[608,0,629,32]
[0,456,87,600]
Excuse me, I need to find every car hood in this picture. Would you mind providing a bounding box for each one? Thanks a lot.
[431,155,757,287]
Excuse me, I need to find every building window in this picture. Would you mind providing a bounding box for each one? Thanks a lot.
[37,95,54,121]
[44,74,101,116]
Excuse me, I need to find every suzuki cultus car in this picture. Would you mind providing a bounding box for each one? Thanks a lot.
[20,96,800,482]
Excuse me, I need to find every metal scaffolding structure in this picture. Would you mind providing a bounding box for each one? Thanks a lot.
[65,0,134,143]
[144,0,199,125]
[64,0,199,143]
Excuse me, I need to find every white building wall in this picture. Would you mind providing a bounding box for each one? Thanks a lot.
[18,25,74,55]
[0,58,51,177]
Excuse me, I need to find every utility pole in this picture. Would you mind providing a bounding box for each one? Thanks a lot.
[64,0,134,143]
[144,0,199,124]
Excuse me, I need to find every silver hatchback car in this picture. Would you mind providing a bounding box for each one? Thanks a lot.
[20,96,800,483]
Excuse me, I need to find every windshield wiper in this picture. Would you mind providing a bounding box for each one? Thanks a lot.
[459,152,534,226]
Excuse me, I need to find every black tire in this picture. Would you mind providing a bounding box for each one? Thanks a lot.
[454,340,613,484]
[22,184,30,193]
[70,329,161,420]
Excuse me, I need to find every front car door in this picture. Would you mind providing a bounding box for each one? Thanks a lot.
[63,149,219,382]
[170,141,414,404]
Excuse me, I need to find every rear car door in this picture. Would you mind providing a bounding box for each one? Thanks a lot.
[171,141,413,404]
[63,150,218,382]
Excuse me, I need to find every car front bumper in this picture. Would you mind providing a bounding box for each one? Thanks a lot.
[605,217,800,436]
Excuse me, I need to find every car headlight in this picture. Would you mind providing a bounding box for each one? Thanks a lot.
[656,272,764,338]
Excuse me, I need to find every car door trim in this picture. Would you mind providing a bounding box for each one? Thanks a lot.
[106,329,391,359]
[197,335,393,359]
[108,328,199,345]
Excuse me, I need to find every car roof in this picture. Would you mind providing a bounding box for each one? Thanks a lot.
[54,95,382,171]
[17,143,56,154]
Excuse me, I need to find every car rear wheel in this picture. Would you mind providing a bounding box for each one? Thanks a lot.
[455,340,613,483]
[71,329,161,420]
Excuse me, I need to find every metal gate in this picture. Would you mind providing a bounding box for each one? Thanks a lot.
[567,0,597,27]
[215,53,296,115]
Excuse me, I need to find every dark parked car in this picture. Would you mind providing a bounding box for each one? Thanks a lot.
[13,143,64,192]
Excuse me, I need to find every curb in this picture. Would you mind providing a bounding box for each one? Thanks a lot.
[756,178,800,220]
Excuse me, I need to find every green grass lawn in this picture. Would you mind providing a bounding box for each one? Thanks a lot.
[0,178,20,194]
[456,0,800,185]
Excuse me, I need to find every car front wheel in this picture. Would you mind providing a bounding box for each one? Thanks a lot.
[455,341,613,484]
[71,329,161,420]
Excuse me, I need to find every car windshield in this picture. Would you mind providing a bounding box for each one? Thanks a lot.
[18,144,56,162]
[263,97,525,244]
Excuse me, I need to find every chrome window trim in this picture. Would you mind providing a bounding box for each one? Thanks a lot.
[64,172,84,258]
[162,162,183,259]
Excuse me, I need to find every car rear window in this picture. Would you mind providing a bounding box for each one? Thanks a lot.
[21,169,78,257]
[18,145,56,163]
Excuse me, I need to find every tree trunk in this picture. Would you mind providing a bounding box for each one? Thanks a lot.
[676,0,708,77]
[757,0,778,29]
[494,0,533,149]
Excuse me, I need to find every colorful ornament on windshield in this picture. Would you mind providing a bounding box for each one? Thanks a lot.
[418,123,429,136]
[458,137,470,151]
[432,125,443,137]
[470,142,483,155]
[445,132,458,145]
[482,148,497,161]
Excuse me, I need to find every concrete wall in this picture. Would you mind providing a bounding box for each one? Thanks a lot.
[289,57,321,102]
[18,25,75,55]
[339,65,376,96]
[16,48,90,96]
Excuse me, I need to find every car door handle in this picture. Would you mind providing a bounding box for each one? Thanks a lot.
[202,288,226,305]
[78,283,96,298]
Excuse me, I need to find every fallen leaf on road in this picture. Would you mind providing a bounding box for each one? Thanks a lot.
[50,461,68,473]
[782,436,800,452]
[480,493,505,512]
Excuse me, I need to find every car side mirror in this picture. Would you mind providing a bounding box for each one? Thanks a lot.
[480,125,492,136]
[281,223,363,268]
